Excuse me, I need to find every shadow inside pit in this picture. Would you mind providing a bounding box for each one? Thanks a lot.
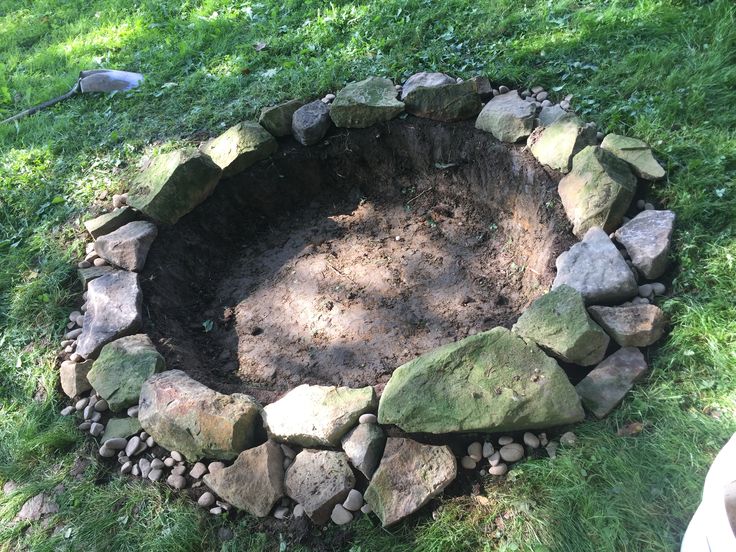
[141,117,576,404]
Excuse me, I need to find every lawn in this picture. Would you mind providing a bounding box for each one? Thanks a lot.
[0,0,734,550]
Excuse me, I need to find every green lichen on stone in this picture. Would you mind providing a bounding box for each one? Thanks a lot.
[87,334,164,412]
[377,327,584,434]
[200,121,277,178]
[528,114,597,173]
[259,99,305,137]
[403,78,483,122]
[127,148,222,225]
[102,417,142,441]
[83,206,140,239]
[600,133,665,180]
[330,77,404,128]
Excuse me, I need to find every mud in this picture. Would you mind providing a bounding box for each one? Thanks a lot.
[142,118,574,404]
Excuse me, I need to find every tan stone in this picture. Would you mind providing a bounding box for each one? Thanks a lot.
[588,304,666,347]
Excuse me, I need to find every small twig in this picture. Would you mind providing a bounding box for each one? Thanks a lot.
[407,187,433,205]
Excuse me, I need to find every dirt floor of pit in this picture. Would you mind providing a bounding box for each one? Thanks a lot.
[142,118,575,405]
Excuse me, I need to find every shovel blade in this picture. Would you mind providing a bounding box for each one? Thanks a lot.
[78,69,144,93]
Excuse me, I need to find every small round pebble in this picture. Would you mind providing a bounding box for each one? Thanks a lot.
[89,422,104,437]
[75,398,88,411]
[293,504,306,518]
[98,445,116,458]
[358,413,377,424]
[127,405,139,417]
[546,441,559,459]
[360,503,372,514]
[467,442,483,462]
[132,465,140,477]
[118,454,129,464]
[343,489,363,512]
[636,199,646,210]
[151,458,164,470]
[78,261,91,269]
[531,85,544,94]
[164,457,175,468]
[78,421,92,431]
[172,465,186,476]
[273,506,289,520]
[125,436,140,457]
[651,282,666,295]
[560,431,577,447]
[167,474,186,490]
[198,492,216,508]
[644,202,655,210]
[190,462,208,479]
[140,431,149,440]
[60,406,75,416]
[121,461,133,474]
[93,399,108,412]
[536,91,549,101]
[331,504,353,525]
[170,451,183,462]
[638,284,653,298]
[482,442,494,458]
[498,85,510,94]
[93,258,107,267]
[208,461,225,474]
[209,507,223,515]
[489,463,508,476]
[560,100,571,110]
[89,411,102,422]
[523,432,540,449]
[540,99,552,107]
[488,451,501,466]
[499,443,524,463]
[460,456,477,470]
[498,436,514,446]
[631,296,649,305]
[539,432,548,447]
[146,436,155,448]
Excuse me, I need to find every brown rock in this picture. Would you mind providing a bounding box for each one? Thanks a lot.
[59,360,93,398]
[203,441,284,517]
[94,221,158,272]
[588,304,666,347]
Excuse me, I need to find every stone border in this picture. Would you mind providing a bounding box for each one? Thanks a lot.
[55,72,674,528]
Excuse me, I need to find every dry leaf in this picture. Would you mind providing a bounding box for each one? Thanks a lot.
[617,421,645,436]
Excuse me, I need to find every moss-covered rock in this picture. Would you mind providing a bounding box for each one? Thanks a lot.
[403,78,483,122]
[377,327,584,434]
[259,99,305,137]
[330,77,404,128]
[102,417,142,441]
[601,134,665,180]
[527,114,597,173]
[127,149,222,225]
[200,121,277,178]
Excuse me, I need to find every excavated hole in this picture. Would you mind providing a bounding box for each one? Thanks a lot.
[142,118,575,405]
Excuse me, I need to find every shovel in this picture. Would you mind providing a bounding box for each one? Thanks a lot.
[1,69,144,125]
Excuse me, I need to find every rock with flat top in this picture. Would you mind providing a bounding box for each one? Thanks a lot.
[552,227,638,305]
[284,449,355,525]
[614,210,675,279]
[601,134,665,180]
[364,437,456,527]
[102,417,142,441]
[84,207,139,239]
[588,304,667,347]
[527,115,597,173]
[203,441,284,517]
[259,100,305,137]
[400,72,456,99]
[200,121,277,178]
[263,384,376,447]
[60,360,93,398]
[330,77,404,128]
[403,77,483,122]
[139,370,261,461]
[95,221,157,272]
[341,422,385,479]
[292,101,331,146]
[576,347,647,418]
[475,91,537,142]
[558,146,637,237]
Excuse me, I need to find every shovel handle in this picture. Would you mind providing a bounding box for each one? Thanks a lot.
[1,81,80,125]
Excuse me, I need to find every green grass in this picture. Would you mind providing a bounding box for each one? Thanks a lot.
[1,0,735,550]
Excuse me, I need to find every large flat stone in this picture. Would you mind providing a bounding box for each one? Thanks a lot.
[552,227,638,305]
[330,77,404,128]
[263,384,377,447]
[102,417,142,441]
[527,115,597,173]
[284,450,355,525]
[199,121,277,178]
[203,441,284,517]
[400,72,456,99]
[78,265,115,290]
[377,327,584,434]
[292,100,331,146]
[75,271,142,359]
[512,285,609,366]
[94,220,158,272]
[127,149,222,225]
[614,210,675,279]
[475,91,537,142]
[588,304,666,347]
[83,206,139,239]
[576,347,647,418]
[139,370,262,461]
[364,438,456,527]
[87,334,165,412]
[601,134,665,180]
[403,78,483,122]
[558,146,637,237]
[259,99,305,137]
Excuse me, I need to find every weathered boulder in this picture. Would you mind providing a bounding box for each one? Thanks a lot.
[538,104,569,127]
[377,327,584,434]
[400,72,456,99]
[601,134,665,180]
[203,441,284,517]
[83,206,139,239]
[552,227,638,305]
[101,417,142,441]
[284,450,355,525]
[259,99,305,137]
[199,121,277,178]
[87,334,164,412]
[330,77,404,128]
[139,370,262,461]
[475,91,537,142]
[558,146,637,237]
[364,438,456,527]
[341,422,385,479]
[527,115,597,173]
[75,271,142,359]
[59,359,93,398]
[292,100,331,146]
[512,285,609,366]
[403,78,483,122]
[614,210,675,279]
[576,347,647,418]
[263,384,377,447]
[127,149,222,225]
[588,304,666,347]
[78,265,115,290]
[94,221,158,272]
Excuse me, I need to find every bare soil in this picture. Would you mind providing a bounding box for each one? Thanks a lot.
[142,118,573,404]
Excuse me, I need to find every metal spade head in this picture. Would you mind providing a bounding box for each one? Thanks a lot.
[78,69,144,93]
